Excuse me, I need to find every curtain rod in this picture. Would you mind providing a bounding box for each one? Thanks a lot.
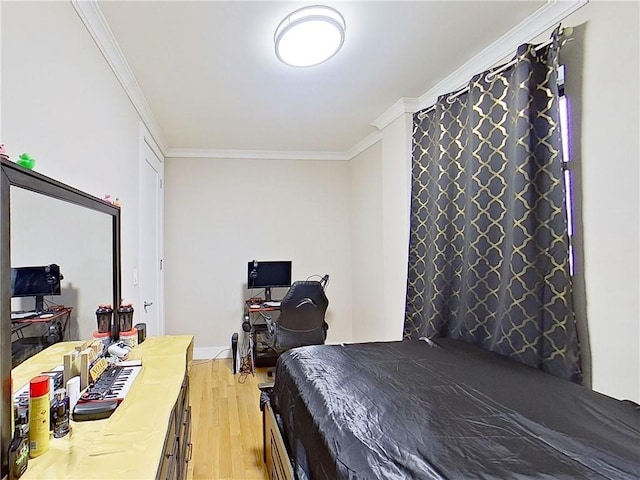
[417,26,572,120]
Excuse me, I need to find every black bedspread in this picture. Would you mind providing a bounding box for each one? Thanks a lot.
[272,338,640,480]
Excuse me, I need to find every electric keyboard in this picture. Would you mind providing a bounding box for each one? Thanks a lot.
[73,362,141,421]
[78,363,142,404]
[15,362,141,421]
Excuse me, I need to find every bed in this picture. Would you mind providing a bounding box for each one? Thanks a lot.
[261,338,640,480]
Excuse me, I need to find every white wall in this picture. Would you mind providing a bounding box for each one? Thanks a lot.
[164,157,353,357]
[349,142,384,341]
[1,1,143,333]
[380,113,413,340]
[349,115,413,342]
[559,1,640,402]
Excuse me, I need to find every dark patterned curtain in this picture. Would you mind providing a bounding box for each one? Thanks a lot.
[404,34,582,383]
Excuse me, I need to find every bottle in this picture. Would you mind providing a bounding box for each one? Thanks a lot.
[117,303,134,332]
[28,376,50,458]
[52,389,70,438]
[8,420,29,480]
[95,304,113,333]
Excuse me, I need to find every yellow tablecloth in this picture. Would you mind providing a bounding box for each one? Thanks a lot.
[12,335,194,479]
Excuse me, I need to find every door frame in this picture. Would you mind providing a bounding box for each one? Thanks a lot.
[138,122,165,335]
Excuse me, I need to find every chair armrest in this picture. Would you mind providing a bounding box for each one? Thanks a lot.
[264,314,274,335]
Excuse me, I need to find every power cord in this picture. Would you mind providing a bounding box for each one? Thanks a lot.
[248,289,266,303]
[191,347,231,366]
[44,298,65,312]
[238,355,253,383]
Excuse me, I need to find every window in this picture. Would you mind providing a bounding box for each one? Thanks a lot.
[558,65,575,275]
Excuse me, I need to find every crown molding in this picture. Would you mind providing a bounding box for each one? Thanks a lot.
[372,0,588,130]
[346,130,383,159]
[164,148,349,161]
[71,0,168,154]
[371,98,420,131]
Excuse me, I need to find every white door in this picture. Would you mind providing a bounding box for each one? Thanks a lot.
[139,136,163,337]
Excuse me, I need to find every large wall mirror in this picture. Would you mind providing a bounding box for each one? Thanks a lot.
[0,158,121,476]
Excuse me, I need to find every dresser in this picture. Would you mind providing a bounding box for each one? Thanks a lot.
[11,335,194,479]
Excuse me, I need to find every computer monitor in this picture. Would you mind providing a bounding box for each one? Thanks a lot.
[11,264,62,313]
[247,260,292,302]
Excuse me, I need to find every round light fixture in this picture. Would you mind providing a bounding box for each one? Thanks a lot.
[274,5,346,67]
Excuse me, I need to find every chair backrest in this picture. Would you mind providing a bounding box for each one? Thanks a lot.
[271,280,328,353]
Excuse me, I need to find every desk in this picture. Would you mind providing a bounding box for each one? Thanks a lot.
[11,322,31,339]
[11,307,72,337]
[244,302,281,370]
[11,335,194,480]
[11,307,73,367]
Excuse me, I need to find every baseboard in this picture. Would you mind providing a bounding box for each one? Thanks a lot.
[193,346,232,360]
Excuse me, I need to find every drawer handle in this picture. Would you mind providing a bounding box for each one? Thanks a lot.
[186,443,193,462]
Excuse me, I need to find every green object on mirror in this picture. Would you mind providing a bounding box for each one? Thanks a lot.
[17,153,35,170]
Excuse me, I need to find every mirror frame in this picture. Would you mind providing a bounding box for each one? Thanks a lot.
[0,158,121,476]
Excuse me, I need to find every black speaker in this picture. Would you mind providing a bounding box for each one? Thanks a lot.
[134,323,147,343]
[45,322,63,345]
[231,333,239,374]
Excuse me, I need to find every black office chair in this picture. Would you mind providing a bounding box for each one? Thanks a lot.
[265,280,329,354]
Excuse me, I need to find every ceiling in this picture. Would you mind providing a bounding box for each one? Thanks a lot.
[97,1,547,155]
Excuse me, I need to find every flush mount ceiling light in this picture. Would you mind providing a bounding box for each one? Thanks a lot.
[274,5,346,67]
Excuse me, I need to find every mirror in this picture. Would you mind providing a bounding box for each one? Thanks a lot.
[10,186,113,345]
[0,158,121,476]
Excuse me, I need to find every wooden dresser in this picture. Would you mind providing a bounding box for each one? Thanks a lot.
[11,335,194,479]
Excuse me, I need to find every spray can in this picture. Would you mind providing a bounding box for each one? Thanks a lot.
[28,376,50,458]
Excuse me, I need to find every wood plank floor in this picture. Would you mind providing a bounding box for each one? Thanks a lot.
[188,358,270,480]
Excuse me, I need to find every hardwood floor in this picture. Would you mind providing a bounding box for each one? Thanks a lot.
[188,358,270,480]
